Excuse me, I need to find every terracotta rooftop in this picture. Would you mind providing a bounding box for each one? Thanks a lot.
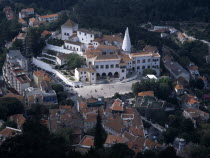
[111,99,124,112]
[80,135,94,147]
[185,107,209,118]
[33,70,46,77]
[130,127,144,137]
[97,45,119,50]
[9,114,26,128]
[138,91,154,97]
[76,68,96,73]
[175,84,184,90]
[188,65,198,71]
[3,93,24,102]
[105,135,128,144]
[39,14,58,19]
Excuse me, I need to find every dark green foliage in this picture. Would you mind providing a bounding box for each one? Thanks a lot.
[55,128,74,145]
[57,92,67,103]
[106,143,135,158]
[159,146,176,158]
[163,128,179,144]
[26,28,46,57]
[112,92,121,99]
[60,99,74,106]
[67,54,85,70]
[0,97,24,120]
[94,112,107,149]
[132,78,173,101]
[143,69,157,76]
[0,121,17,131]
[27,104,49,120]
[47,39,64,47]
[51,83,64,93]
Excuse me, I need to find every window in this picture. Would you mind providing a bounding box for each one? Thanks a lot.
[137,66,140,69]
[116,64,119,68]
[85,33,87,36]
[92,78,94,80]
[81,72,83,74]
[91,35,93,37]
[148,66,150,69]
[90,40,93,42]
[77,48,78,51]
[143,59,145,63]
[122,69,125,72]
[137,60,140,63]
[84,72,86,74]
[96,65,99,69]
[111,64,114,68]
[92,73,94,75]
[64,33,66,35]
[106,65,109,69]
[79,32,81,34]
[148,59,151,62]
[82,38,83,41]
[132,61,136,64]
[142,66,145,69]
[67,33,69,36]
[101,65,104,69]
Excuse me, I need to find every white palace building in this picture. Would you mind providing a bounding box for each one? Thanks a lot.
[60,19,161,84]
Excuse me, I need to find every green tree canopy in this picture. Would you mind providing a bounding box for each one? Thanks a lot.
[67,54,85,70]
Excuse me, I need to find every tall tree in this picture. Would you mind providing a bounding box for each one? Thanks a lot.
[94,111,107,149]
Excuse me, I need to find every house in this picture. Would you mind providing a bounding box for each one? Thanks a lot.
[24,83,57,108]
[2,50,30,95]
[19,8,34,19]
[181,94,200,108]
[0,127,21,144]
[18,18,27,26]
[174,83,184,95]
[111,98,124,113]
[188,63,200,79]
[64,40,83,52]
[79,135,94,149]
[48,106,83,133]
[136,91,164,109]
[75,68,97,84]
[163,57,190,82]
[41,30,52,38]
[8,114,26,129]
[177,32,187,44]
[29,18,40,27]
[103,115,126,135]
[183,108,209,123]
[104,135,128,148]
[38,14,58,23]
[61,19,78,40]
[55,53,70,66]
[33,70,51,86]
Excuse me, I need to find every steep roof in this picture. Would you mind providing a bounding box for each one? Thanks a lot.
[62,19,77,28]
[138,91,154,97]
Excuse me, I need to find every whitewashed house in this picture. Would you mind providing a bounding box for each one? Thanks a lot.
[61,19,78,40]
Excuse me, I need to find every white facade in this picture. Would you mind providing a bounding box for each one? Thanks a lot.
[75,68,96,84]
[64,41,83,52]
[38,14,58,23]
[61,19,79,40]
[3,50,30,94]
[122,27,131,52]
[129,53,160,76]
[77,29,96,45]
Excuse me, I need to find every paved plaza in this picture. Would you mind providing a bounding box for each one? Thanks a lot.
[74,80,137,98]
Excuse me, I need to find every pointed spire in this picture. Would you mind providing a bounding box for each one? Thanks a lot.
[122,27,131,52]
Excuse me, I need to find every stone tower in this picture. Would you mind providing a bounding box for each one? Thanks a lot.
[122,27,131,52]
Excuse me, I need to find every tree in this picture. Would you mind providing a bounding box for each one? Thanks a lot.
[112,92,121,99]
[159,146,176,158]
[57,92,67,103]
[56,128,74,145]
[195,78,204,89]
[142,150,157,158]
[60,99,74,106]
[0,97,24,120]
[94,111,107,149]
[163,128,179,144]
[67,54,85,70]
[51,84,64,93]
[181,118,194,133]
[107,143,135,158]
[143,69,157,76]
[0,121,17,131]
